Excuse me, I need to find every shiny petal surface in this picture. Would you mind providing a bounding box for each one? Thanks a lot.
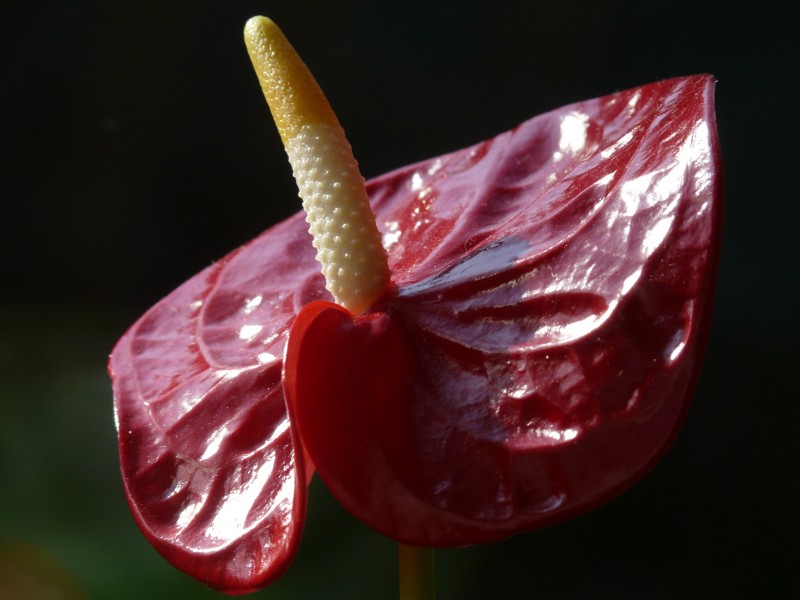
[111,74,721,587]
[110,217,324,592]
[285,75,722,545]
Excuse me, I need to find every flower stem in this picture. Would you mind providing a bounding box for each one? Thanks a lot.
[399,544,435,600]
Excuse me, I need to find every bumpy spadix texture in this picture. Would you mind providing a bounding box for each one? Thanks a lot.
[110,74,721,593]
[244,16,389,315]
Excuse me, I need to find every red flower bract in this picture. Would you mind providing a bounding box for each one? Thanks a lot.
[110,75,721,593]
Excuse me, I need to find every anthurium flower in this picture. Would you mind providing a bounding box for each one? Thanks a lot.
[109,16,721,594]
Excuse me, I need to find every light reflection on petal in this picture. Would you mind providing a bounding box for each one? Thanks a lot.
[620,172,654,216]
[621,269,641,296]
[501,383,530,400]
[179,389,204,413]
[176,497,203,528]
[383,221,401,249]
[535,427,578,442]
[601,131,634,159]
[218,368,245,380]
[200,425,229,461]
[257,351,277,364]
[642,217,673,255]
[244,295,263,314]
[239,324,264,340]
[540,313,603,342]
[627,90,641,111]
[669,338,687,363]
[206,453,276,542]
[265,419,290,446]
[427,158,443,176]
[558,111,589,156]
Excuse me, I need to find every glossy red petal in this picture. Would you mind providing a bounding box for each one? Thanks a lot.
[285,75,722,545]
[110,218,324,592]
[112,74,721,584]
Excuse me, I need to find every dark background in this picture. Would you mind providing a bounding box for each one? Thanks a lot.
[1,0,796,598]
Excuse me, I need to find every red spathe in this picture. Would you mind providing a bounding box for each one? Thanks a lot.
[110,75,722,592]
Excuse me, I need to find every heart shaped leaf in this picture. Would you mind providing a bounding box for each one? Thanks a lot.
[110,219,322,591]
[284,74,722,545]
[111,74,721,590]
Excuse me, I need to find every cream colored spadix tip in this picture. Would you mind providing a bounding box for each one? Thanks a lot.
[245,16,390,315]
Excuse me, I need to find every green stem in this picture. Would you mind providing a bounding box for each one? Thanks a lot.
[398,544,435,600]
